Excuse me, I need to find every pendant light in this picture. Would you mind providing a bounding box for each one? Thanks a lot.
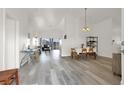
[81,8,90,32]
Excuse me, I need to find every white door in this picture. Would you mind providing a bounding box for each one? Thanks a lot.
[5,18,18,69]
[121,9,124,84]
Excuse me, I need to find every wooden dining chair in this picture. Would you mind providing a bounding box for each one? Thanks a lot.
[71,48,75,58]
[71,48,79,60]
[82,48,87,59]
[87,48,96,59]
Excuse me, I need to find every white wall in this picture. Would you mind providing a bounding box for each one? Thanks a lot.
[19,20,28,63]
[121,8,124,84]
[112,27,121,42]
[5,18,16,69]
[18,15,33,64]
[0,9,5,70]
[90,19,113,58]
[61,15,83,56]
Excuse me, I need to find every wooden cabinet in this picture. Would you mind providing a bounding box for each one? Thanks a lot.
[112,53,121,76]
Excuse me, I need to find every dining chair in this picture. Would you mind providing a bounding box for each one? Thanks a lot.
[71,48,79,60]
[81,48,87,59]
[71,48,75,58]
[87,48,96,59]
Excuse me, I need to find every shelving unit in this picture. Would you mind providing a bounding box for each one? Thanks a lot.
[86,36,98,53]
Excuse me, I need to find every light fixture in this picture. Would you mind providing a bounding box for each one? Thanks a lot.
[81,8,90,32]
[64,34,67,39]
[34,32,38,38]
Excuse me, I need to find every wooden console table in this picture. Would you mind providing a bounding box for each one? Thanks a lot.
[0,69,19,85]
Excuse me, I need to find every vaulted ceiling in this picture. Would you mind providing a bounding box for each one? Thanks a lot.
[6,8,121,31]
[6,8,121,23]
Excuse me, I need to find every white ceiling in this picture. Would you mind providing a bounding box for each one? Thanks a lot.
[6,8,121,29]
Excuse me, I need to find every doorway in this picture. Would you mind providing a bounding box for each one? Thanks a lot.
[40,38,62,58]
[41,38,61,50]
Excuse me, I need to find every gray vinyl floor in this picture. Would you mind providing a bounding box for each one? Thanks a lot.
[19,50,121,85]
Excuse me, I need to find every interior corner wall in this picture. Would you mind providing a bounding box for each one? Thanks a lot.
[91,19,113,58]
[90,18,121,58]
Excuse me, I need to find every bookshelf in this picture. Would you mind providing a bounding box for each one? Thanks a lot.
[86,36,98,53]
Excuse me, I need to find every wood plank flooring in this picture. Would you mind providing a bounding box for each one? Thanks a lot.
[19,50,121,85]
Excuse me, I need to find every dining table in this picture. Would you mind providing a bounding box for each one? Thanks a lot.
[75,48,82,54]
[74,47,96,59]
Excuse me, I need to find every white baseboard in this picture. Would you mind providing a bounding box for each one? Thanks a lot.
[97,55,113,62]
